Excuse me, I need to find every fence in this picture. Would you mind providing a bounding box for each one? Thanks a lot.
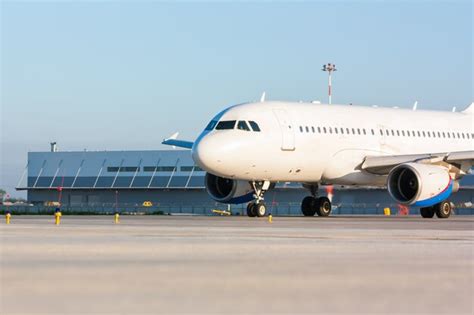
[1,202,473,216]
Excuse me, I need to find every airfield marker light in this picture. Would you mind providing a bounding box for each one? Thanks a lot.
[268,214,272,223]
[5,211,11,225]
[384,208,391,216]
[54,208,62,225]
[114,212,120,224]
[322,63,337,105]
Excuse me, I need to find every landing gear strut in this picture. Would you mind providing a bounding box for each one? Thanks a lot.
[246,181,271,217]
[301,184,332,217]
[420,200,453,219]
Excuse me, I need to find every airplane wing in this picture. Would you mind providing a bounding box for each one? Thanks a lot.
[162,132,194,149]
[362,151,474,175]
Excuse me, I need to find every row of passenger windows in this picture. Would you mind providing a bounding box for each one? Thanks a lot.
[298,125,474,140]
[206,120,261,132]
[107,166,204,173]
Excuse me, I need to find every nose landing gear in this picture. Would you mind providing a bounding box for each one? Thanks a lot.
[246,181,271,217]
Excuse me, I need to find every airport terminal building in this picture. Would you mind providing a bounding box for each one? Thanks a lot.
[17,149,474,215]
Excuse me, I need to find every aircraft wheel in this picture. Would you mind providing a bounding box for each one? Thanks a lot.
[301,196,317,216]
[420,206,435,218]
[246,203,256,217]
[316,197,332,217]
[254,202,267,217]
[435,200,452,219]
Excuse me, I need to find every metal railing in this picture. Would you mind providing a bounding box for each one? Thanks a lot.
[1,202,473,216]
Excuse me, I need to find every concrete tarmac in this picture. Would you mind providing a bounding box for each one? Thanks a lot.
[1,215,473,314]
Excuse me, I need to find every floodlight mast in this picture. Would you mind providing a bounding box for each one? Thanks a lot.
[322,63,337,104]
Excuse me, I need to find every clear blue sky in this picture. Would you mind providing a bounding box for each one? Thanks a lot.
[1,1,472,196]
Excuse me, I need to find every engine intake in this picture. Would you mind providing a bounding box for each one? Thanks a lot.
[387,163,455,207]
[205,173,254,204]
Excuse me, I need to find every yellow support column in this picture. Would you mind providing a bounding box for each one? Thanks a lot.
[5,212,11,224]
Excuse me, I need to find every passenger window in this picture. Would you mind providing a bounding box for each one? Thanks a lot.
[341,128,344,134]
[216,120,236,130]
[299,126,303,133]
[318,127,322,133]
[248,121,261,132]
[311,126,315,133]
[346,128,350,134]
[305,126,309,133]
[205,120,218,131]
[401,130,405,137]
[237,121,251,131]
[335,128,338,134]
[323,127,327,133]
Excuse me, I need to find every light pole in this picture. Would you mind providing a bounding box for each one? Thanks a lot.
[322,63,337,104]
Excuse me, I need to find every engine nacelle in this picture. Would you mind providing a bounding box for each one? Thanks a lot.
[387,163,455,207]
[205,173,254,204]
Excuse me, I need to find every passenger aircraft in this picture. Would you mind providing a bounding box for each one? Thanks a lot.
[163,101,474,219]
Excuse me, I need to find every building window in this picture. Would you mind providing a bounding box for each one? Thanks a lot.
[143,166,176,172]
[107,166,139,172]
[180,166,204,172]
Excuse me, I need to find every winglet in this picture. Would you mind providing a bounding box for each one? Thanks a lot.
[162,132,194,150]
[260,92,266,103]
[412,101,418,111]
[462,102,474,114]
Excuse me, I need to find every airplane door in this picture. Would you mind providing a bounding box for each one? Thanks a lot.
[273,109,295,151]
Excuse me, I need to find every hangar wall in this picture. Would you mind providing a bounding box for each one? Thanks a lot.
[18,150,474,214]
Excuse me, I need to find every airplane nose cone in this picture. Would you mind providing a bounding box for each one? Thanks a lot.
[192,136,218,172]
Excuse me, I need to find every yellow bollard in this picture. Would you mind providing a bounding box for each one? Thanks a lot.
[384,208,391,216]
[114,213,120,224]
[268,214,272,223]
[5,212,11,225]
[54,211,62,225]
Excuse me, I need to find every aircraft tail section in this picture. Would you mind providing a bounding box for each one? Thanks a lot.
[462,102,474,114]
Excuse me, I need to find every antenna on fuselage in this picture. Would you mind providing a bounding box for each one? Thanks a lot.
[412,101,418,111]
[260,92,266,102]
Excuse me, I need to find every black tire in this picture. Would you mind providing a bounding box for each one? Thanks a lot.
[255,202,266,217]
[246,203,256,217]
[301,196,317,216]
[420,206,435,218]
[316,197,332,217]
[435,201,452,219]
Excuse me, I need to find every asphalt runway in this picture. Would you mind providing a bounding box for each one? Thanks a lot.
[1,215,473,314]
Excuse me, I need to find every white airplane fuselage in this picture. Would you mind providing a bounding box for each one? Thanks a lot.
[192,101,473,186]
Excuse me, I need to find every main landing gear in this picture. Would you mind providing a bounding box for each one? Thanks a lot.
[301,184,332,217]
[420,200,453,219]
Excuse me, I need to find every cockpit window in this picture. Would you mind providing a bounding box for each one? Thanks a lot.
[215,120,236,130]
[205,120,218,131]
[237,121,251,131]
[249,121,261,132]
